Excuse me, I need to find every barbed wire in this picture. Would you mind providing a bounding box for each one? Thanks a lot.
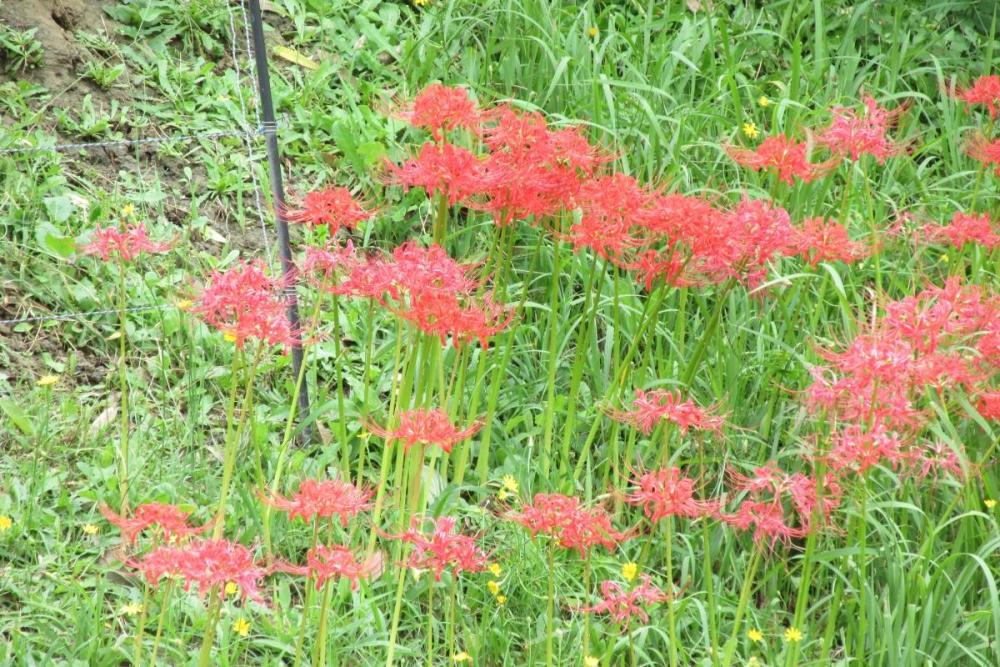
[0,304,172,327]
[0,124,282,156]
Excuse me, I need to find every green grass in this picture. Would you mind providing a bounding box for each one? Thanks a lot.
[1,0,999,665]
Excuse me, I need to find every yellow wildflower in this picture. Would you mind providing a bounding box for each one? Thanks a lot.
[175,298,193,311]
[584,657,600,667]
[37,374,60,387]
[120,602,143,616]
[747,628,763,642]
[225,582,239,596]
[0,516,12,532]
[233,618,251,637]
[487,580,501,596]
[495,594,507,606]
[985,499,997,509]
[453,652,471,663]
[488,563,502,577]
[748,658,762,667]
[783,627,802,643]
[742,122,759,139]
[758,95,770,107]
[121,203,135,217]
[501,475,519,493]
[83,524,99,535]
[587,27,599,39]
[621,562,638,582]
[497,489,509,502]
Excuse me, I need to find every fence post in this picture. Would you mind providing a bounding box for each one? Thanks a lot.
[247,0,311,438]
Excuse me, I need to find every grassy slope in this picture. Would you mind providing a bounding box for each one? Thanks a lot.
[1,0,998,665]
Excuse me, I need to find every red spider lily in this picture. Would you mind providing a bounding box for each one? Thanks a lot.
[384,141,493,206]
[331,254,399,302]
[978,391,1000,420]
[261,479,373,526]
[726,134,835,185]
[953,75,1000,117]
[923,212,999,249]
[787,217,871,266]
[688,197,796,286]
[193,259,294,349]
[625,467,719,522]
[508,493,627,556]
[725,464,840,543]
[827,424,908,474]
[722,499,807,546]
[131,539,268,601]
[786,472,842,529]
[81,223,171,261]
[966,133,1000,175]
[393,290,513,348]
[387,516,487,580]
[608,389,725,436]
[100,502,209,544]
[564,173,660,260]
[390,242,479,296]
[816,96,906,163]
[366,408,482,453]
[277,545,383,590]
[626,248,695,290]
[300,241,360,289]
[286,187,372,232]
[395,83,481,141]
[482,105,611,176]
[911,442,966,481]
[579,575,670,628]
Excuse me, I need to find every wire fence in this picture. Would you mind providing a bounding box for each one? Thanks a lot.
[0,0,278,331]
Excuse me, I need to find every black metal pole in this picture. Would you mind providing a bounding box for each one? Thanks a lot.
[247,0,311,437]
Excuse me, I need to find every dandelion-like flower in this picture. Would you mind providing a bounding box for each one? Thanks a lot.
[81,223,171,261]
[367,408,482,453]
[261,478,373,526]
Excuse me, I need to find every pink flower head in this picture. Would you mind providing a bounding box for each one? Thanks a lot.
[193,260,293,349]
[977,390,1000,420]
[911,442,966,481]
[580,575,670,628]
[286,187,371,232]
[565,173,660,261]
[726,134,835,185]
[608,389,725,436]
[924,211,998,249]
[953,75,1000,117]
[262,479,373,526]
[100,502,208,544]
[788,217,871,266]
[384,142,493,206]
[966,133,1000,176]
[367,408,482,453]
[396,83,481,141]
[393,290,513,348]
[279,545,383,590]
[722,500,807,546]
[508,494,626,556]
[132,539,267,601]
[82,223,171,262]
[391,242,479,296]
[300,241,360,289]
[817,96,906,163]
[625,467,719,522]
[389,516,487,580]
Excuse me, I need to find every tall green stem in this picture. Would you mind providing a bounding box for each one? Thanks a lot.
[720,544,763,666]
[546,542,556,667]
[116,259,130,512]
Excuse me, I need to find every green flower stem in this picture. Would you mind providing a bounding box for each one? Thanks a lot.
[116,258,130,513]
[294,521,321,667]
[196,588,223,667]
[132,583,150,666]
[546,541,556,667]
[147,578,174,667]
[664,517,679,667]
[425,581,435,667]
[720,543,764,667]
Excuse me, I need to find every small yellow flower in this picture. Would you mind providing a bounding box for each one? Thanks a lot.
[584,657,600,667]
[225,582,239,596]
[452,652,471,663]
[83,524,99,535]
[0,516,12,532]
[985,499,997,509]
[495,594,507,606]
[487,580,501,596]
[747,628,763,642]
[621,562,638,582]
[501,474,519,493]
[497,489,508,501]
[488,563,502,577]
[232,618,251,637]
[413,0,429,6]
[748,658,762,667]
[742,122,759,139]
[120,602,143,616]
[587,26,599,39]
[175,298,193,311]
[223,331,237,343]
[121,203,135,217]
[783,626,802,643]
[36,374,60,387]
[758,95,770,107]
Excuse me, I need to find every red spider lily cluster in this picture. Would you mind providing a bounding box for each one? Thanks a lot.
[608,389,725,436]
[923,211,999,250]
[132,538,269,602]
[261,478,373,526]
[367,408,482,453]
[81,223,171,261]
[579,575,671,628]
[278,545,383,591]
[816,96,907,163]
[101,503,209,544]
[625,467,719,522]
[387,516,487,580]
[286,186,372,232]
[192,259,294,349]
[726,134,836,185]
[953,74,1000,118]
[509,494,627,557]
